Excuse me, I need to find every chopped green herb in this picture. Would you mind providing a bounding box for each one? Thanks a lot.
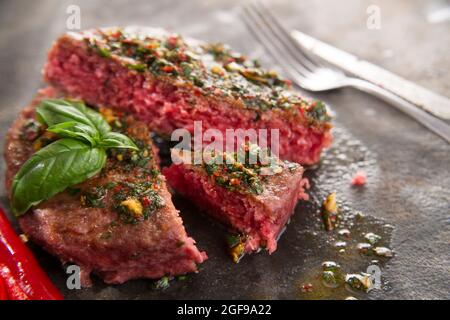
[97,47,111,58]
[154,276,170,290]
[306,101,331,124]
[200,144,289,195]
[226,234,242,248]
[126,63,147,72]
[81,185,108,208]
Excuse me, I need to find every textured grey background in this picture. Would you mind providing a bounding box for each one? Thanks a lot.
[0,0,449,299]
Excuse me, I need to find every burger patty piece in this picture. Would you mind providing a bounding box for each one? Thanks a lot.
[4,87,207,287]
[162,147,309,259]
[44,26,332,165]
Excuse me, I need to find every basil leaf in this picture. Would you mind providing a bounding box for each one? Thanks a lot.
[98,131,139,150]
[47,121,99,146]
[11,138,106,216]
[36,99,111,135]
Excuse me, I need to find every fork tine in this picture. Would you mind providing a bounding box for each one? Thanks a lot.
[240,5,311,82]
[248,0,325,70]
[240,8,308,83]
[240,10,303,83]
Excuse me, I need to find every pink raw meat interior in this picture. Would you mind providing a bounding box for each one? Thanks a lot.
[163,158,309,254]
[44,28,332,165]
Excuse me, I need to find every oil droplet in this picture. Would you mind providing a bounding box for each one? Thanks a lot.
[345,273,373,292]
[357,242,372,254]
[374,247,393,257]
[334,241,347,249]
[338,228,351,238]
[322,261,340,271]
[364,232,381,245]
[322,271,341,288]
[355,211,365,220]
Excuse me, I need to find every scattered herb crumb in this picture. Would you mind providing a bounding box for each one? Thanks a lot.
[321,192,339,231]
[154,276,170,290]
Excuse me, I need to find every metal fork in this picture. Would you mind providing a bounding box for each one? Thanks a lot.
[240,1,450,143]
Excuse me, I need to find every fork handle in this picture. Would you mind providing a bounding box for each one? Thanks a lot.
[345,78,450,143]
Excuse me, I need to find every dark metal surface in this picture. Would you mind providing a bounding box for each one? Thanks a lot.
[0,0,449,299]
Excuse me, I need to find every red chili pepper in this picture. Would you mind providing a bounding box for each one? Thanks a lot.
[0,207,63,300]
[178,51,187,61]
[110,30,122,39]
[0,264,29,300]
[162,65,175,73]
[0,271,7,300]
[121,38,134,44]
[141,196,152,207]
[229,178,240,186]
[224,57,235,64]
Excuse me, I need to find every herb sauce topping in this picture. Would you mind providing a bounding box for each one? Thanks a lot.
[82,28,331,124]
[95,108,166,224]
[195,144,299,195]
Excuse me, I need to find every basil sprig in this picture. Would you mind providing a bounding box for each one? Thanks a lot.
[11,99,138,216]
